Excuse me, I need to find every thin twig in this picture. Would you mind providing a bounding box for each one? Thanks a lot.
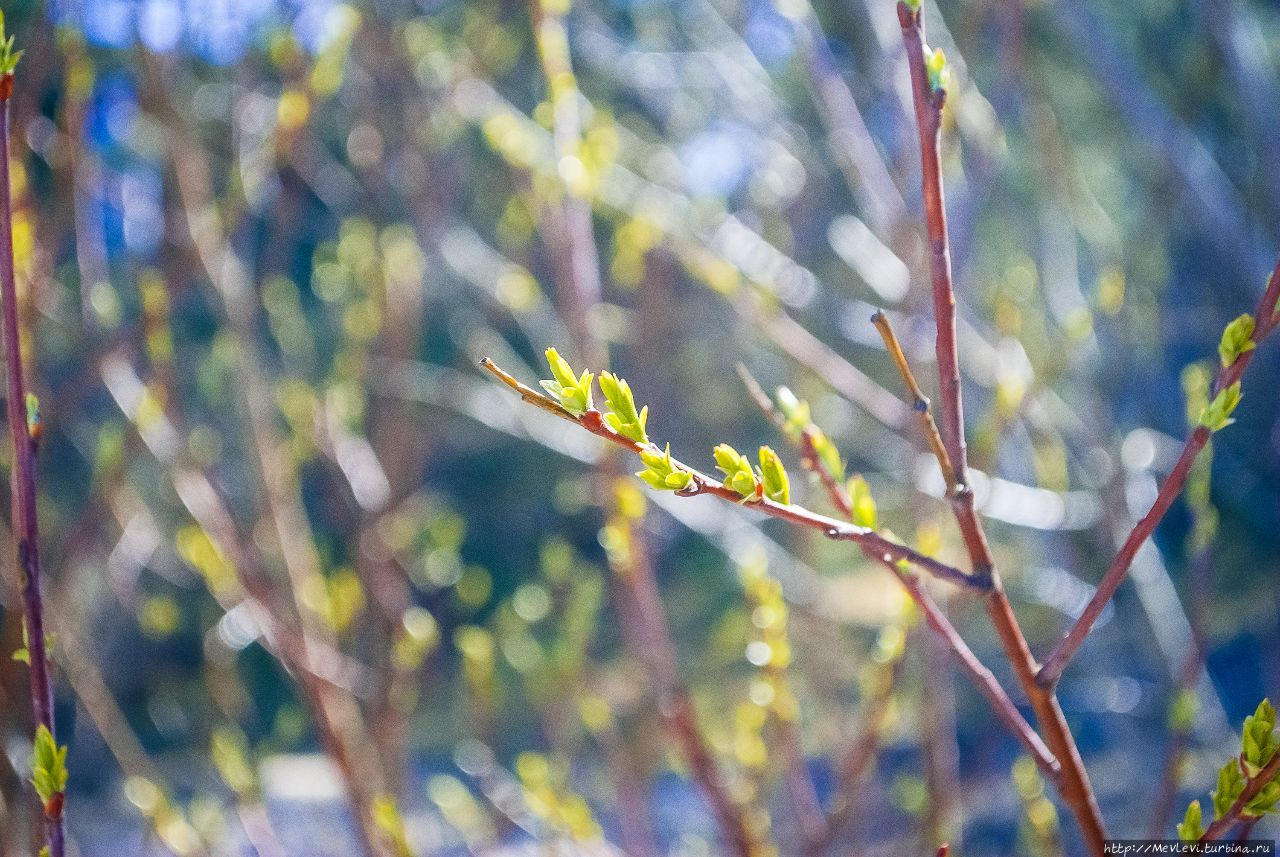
[483,359,988,592]
[896,5,1107,853]
[1038,258,1280,688]
[0,68,66,857]
[870,310,956,490]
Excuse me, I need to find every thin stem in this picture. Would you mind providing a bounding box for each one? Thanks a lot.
[1038,258,1280,688]
[1200,751,1280,840]
[896,5,1107,853]
[0,74,66,857]
[482,358,988,592]
[870,310,956,489]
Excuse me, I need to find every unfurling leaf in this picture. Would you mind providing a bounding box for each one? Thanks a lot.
[1199,382,1242,432]
[758,446,790,505]
[714,443,761,501]
[1219,314,1257,368]
[1242,699,1278,775]
[540,348,594,416]
[599,371,649,443]
[30,725,68,810]
[637,443,692,492]
[1212,759,1246,820]
[1177,800,1203,842]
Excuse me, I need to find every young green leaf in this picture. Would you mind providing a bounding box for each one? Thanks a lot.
[540,348,594,416]
[1212,759,1246,820]
[30,724,68,808]
[714,443,760,500]
[1242,698,1278,775]
[1176,800,1203,842]
[757,446,789,505]
[1199,382,1242,432]
[636,443,692,492]
[599,371,648,443]
[1219,314,1257,368]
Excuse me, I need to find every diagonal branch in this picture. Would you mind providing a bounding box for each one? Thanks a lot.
[482,358,989,592]
[1200,751,1280,841]
[1038,258,1280,688]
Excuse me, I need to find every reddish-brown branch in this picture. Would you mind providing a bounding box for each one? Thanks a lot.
[896,5,1107,853]
[1200,751,1280,840]
[1039,257,1280,688]
[484,358,985,591]
[0,74,66,857]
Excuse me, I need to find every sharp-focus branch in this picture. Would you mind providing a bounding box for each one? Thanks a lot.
[1200,751,1280,841]
[0,68,67,857]
[1037,258,1280,688]
[482,358,989,592]
[896,4,1107,853]
[735,366,1059,785]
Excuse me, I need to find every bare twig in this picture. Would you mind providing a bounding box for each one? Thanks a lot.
[1038,258,1280,688]
[871,310,956,489]
[0,67,66,857]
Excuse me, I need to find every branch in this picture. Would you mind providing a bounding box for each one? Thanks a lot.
[870,310,956,490]
[734,367,1059,786]
[482,358,989,592]
[0,55,67,857]
[1037,257,1280,688]
[1200,751,1280,841]
[896,4,1107,852]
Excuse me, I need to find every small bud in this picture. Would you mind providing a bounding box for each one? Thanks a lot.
[714,443,761,501]
[25,392,40,445]
[1219,314,1257,368]
[1199,382,1242,432]
[1212,759,1245,820]
[29,725,68,814]
[637,443,692,492]
[924,46,949,93]
[599,371,649,444]
[540,347,594,416]
[847,475,877,529]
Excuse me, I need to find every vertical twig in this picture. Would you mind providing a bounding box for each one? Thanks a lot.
[895,4,1108,853]
[0,67,67,857]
